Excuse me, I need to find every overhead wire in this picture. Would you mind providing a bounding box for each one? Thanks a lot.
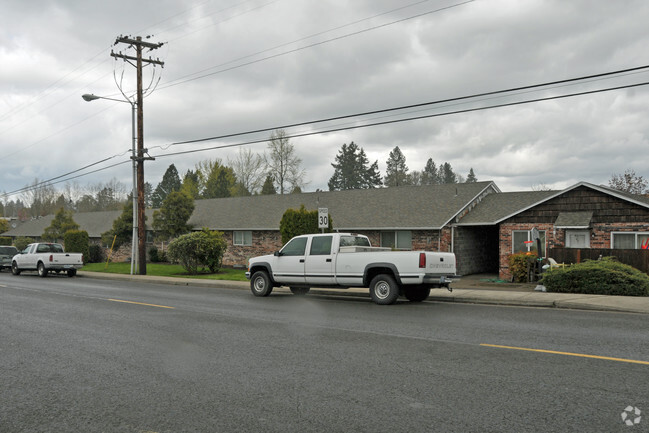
[159,0,475,90]
[5,66,648,200]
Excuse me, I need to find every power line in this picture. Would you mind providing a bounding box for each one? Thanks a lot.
[159,0,475,90]
[150,80,649,160]
[161,63,649,147]
[4,66,648,200]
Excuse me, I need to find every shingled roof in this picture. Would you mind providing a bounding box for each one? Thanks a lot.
[456,190,558,225]
[2,210,155,239]
[189,181,499,231]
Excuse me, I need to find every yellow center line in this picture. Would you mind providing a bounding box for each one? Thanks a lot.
[481,344,649,365]
[107,298,175,309]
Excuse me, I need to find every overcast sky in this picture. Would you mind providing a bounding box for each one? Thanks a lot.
[2,0,649,202]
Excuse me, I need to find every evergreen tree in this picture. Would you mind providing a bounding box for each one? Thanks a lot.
[203,165,236,199]
[260,175,277,195]
[151,164,182,208]
[101,200,134,248]
[328,142,382,190]
[384,146,409,187]
[440,162,457,184]
[422,158,439,185]
[152,191,195,240]
[180,170,200,199]
[42,208,79,242]
[466,168,477,183]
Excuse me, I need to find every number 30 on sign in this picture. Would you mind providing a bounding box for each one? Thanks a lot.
[318,208,329,229]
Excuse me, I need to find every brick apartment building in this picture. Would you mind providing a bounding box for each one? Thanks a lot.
[4,181,649,279]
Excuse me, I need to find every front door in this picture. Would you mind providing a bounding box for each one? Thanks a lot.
[304,235,335,285]
[273,237,307,284]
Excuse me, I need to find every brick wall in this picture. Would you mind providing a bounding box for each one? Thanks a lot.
[498,221,649,280]
[454,226,499,275]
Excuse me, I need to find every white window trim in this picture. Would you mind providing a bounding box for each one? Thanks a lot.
[565,230,590,248]
[611,231,649,249]
[512,230,547,256]
[233,230,252,246]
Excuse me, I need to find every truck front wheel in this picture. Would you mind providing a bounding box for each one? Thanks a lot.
[250,271,273,297]
[404,286,430,302]
[369,274,400,305]
[37,262,48,278]
[11,261,21,276]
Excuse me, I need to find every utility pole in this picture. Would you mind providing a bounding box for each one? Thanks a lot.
[111,35,164,275]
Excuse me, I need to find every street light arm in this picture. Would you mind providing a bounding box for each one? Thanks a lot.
[81,93,135,106]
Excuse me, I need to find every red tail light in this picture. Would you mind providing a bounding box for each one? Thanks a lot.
[49,254,53,262]
[419,252,426,268]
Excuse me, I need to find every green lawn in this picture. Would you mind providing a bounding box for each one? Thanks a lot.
[82,262,248,281]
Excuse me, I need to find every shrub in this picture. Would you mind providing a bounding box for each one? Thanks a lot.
[64,230,90,263]
[279,204,332,244]
[0,237,12,246]
[542,257,649,296]
[87,244,105,263]
[508,252,538,283]
[166,229,227,274]
[14,237,35,251]
[148,246,167,263]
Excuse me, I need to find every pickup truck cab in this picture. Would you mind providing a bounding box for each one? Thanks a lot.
[11,243,83,277]
[247,233,457,305]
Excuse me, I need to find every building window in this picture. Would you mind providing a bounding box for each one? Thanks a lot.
[612,232,649,249]
[381,231,412,250]
[565,230,590,248]
[512,230,546,256]
[233,231,252,246]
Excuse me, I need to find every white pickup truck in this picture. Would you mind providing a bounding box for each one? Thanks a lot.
[246,233,457,305]
[11,243,83,277]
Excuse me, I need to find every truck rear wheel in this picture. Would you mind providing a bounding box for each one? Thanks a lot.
[369,274,400,305]
[67,269,77,277]
[250,270,273,297]
[37,262,48,278]
[404,286,430,302]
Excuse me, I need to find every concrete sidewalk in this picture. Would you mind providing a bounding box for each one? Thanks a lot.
[77,271,649,315]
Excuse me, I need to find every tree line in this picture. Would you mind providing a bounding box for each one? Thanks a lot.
[4,128,647,223]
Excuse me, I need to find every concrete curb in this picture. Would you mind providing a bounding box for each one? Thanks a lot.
[77,271,649,314]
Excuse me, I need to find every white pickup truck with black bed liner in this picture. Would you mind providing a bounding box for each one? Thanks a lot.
[11,243,83,277]
[246,233,457,305]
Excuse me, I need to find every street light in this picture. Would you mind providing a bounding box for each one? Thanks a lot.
[82,93,138,275]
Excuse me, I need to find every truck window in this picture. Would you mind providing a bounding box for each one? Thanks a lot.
[339,236,371,247]
[280,237,308,256]
[51,244,64,253]
[310,236,333,255]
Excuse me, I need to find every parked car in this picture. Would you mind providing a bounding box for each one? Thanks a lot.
[0,246,19,271]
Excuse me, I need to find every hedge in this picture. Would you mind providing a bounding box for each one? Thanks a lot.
[64,230,90,263]
[542,257,649,296]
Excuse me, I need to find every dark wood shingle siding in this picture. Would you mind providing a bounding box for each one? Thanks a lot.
[506,186,649,225]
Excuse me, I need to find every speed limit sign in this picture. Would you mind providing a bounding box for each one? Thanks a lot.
[318,208,329,229]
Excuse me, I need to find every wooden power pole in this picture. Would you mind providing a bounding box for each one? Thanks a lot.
[111,35,164,275]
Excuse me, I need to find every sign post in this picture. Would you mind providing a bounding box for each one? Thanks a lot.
[318,208,329,233]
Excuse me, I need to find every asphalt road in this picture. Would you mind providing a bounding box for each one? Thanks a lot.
[1,272,647,432]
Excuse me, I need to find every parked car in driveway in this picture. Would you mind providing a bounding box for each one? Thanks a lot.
[0,246,19,271]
